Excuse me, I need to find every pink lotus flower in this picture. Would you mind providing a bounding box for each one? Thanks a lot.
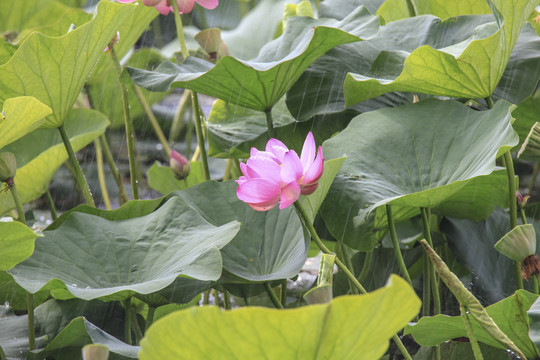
[117,0,218,15]
[170,150,190,180]
[236,132,324,211]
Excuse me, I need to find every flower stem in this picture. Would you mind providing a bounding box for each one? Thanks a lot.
[503,151,524,290]
[202,290,210,305]
[27,293,35,350]
[110,49,139,200]
[420,207,441,316]
[170,0,189,59]
[357,250,373,283]
[145,305,155,332]
[485,96,495,109]
[94,140,112,210]
[99,135,129,205]
[281,279,288,306]
[422,254,431,316]
[223,159,233,181]
[123,299,133,345]
[461,305,484,360]
[169,90,191,142]
[191,92,210,180]
[58,125,96,207]
[132,85,171,157]
[534,274,539,295]
[405,0,417,16]
[338,243,359,295]
[45,189,58,221]
[295,201,413,360]
[9,183,26,223]
[131,306,143,345]
[264,108,275,139]
[264,282,284,309]
[387,204,413,285]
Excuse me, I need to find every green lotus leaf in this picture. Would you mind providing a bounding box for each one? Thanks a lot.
[321,99,517,250]
[0,221,42,271]
[405,290,540,359]
[129,7,379,111]
[0,0,81,34]
[16,7,91,41]
[344,0,537,105]
[0,37,16,64]
[207,97,352,159]
[0,271,49,311]
[0,108,109,215]
[377,0,491,23]
[0,96,51,149]
[0,0,137,128]
[9,197,240,301]
[28,317,138,360]
[170,181,308,281]
[494,224,536,262]
[139,275,420,360]
[287,13,493,121]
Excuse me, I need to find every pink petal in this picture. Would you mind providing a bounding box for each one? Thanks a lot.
[142,0,162,5]
[240,162,250,178]
[279,182,301,209]
[300,131,316,170]
[245,155,282,184]
[237,179,280,204]
[236,176,247,186]
[281,150,303,184]
[195,0,219,9]
[176,0,195,13]
[303,146,324,184]
[117,0,137,3]
[155,1,173,14]
[248,201,278,212]
[300,183,318,195]
[265,139,289,162]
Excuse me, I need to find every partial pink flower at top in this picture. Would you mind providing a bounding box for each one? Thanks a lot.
[236,132,324,211]
[117,0,218,15]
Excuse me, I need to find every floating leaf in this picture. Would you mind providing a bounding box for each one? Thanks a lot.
[129,7,379,111]
[0,96,51,148]
[0,1,137,127]
[0,221,42,271]
[321,99,517,250]
[0,108,109,215]
[9,197,240,301]
[171,181,308,281]
[139,275,420,360]
[344,0,537,105]
[406,290,539,359]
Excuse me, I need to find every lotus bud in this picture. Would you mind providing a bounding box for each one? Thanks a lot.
[516,191,530,208]
[494,224,540,280]
[0,152,16,184]
[170,150,190,180]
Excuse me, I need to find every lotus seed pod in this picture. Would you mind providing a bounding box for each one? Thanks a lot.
[0,152,16,183]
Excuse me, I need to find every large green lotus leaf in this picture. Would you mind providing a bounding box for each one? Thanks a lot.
[413,342,511,360]
[0,305,47,360]
[0,0,78,34]
[16,8,91,41]
[28,317,138,360]
[129,7,379,111]
[377,0,491,23]
[207,97,352,158]
[139,275,420,360]
[0,96,51,148]
[147,161,206,195]
[286,13,493,121]
[0,1,136,128]
[170,181,308,281]
[0,108,109,215]
[344,0,537,105]
[319,0,385,19]
[0,221,42,271]
[88,48,168,129]
[47,197,165,231]
[321,99,517,250]
[8,197,240,301]
[405,290,540,359]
